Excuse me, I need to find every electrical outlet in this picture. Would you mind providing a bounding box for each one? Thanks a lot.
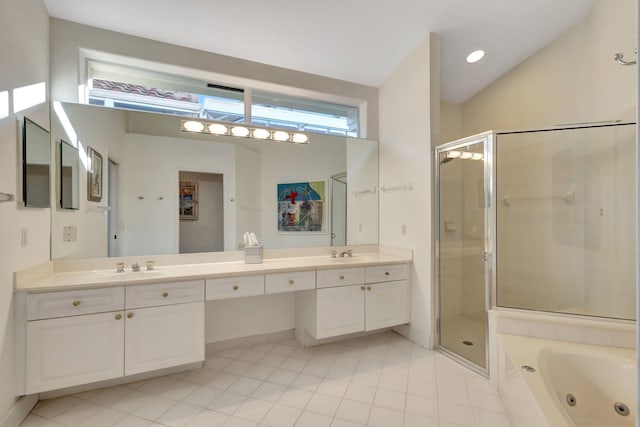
[63,225,77,242]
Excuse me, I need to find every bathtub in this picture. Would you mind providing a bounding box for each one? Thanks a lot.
[497,333,636,427]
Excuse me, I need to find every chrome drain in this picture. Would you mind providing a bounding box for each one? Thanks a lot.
[521,365,536,373]
[566,394,576,406]
[614,402,630,416]
[462,340,474,346]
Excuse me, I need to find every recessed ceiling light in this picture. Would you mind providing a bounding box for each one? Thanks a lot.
[466,50,485,64]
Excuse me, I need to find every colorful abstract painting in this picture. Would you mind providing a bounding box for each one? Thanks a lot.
[277,181,325,232]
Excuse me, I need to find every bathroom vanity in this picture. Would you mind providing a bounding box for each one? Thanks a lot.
[14,249,411,395]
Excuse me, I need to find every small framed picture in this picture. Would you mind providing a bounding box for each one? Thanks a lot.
[179,181,198,220]
[86,147,103,202]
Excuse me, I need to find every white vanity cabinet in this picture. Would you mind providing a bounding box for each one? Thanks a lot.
[18,280,204,395]
[124,280,204,376]
[296,264,410,343]
[21,287,126,394]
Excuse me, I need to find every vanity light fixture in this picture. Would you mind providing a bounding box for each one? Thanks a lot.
[466,49,485,64]
[181,119,310,144]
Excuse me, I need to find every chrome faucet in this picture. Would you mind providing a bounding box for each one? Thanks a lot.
[146,260,155,271]
[339,249,353,258]
[116,262,125,273]
[131,262,140,272]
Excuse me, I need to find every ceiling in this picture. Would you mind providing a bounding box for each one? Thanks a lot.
[43,0,594,103]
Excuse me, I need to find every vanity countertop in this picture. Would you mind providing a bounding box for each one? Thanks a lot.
[16,252,412,292]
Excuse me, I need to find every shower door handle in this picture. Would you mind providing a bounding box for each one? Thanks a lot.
[480,251,489,262]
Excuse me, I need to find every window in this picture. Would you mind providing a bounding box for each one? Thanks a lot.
[84,61,360,137]
[252,91,358,137]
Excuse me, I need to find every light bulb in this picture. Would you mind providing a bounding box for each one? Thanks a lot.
[447,151,461,159]
[231,126,250,137]
[292,133,309,144]
[273,131,290,141]
[471,153,484,160]
[252,128,270,139]
[460,152,473,159]
[208,123,228,135]
[183,121,204,132]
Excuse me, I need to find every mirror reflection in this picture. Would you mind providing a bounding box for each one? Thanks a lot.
[59,140,79,209]
[23,117,51,208]
[50,102,378,260]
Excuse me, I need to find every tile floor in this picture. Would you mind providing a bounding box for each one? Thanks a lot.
[20,331,512,427]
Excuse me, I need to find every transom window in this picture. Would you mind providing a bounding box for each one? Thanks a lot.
[86,61,359,137]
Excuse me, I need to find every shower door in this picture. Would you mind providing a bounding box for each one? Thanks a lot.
[435,132,492,374]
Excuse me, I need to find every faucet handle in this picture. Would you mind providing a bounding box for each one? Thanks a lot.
[146,260,155,271]
[346,249,353,257]
[330,250,337,258]
[116,262,125,273]
[131,262,140,272]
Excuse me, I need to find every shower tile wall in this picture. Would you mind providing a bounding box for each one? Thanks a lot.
[496,125,636,320]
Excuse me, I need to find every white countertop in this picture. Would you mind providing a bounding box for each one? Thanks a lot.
[16,252,411,292]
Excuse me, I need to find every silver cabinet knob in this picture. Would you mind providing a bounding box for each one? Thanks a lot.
[361,286,365,291]
[367,286,372,291]
[288,280,294,285]
[233,285,239,290]
[115,314,122,320]
[339,275,345,280]
[127,312,134,319]
[72,300,81,307]
[162,292,169,298]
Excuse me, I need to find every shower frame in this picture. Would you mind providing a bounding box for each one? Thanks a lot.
[434,131,495,377]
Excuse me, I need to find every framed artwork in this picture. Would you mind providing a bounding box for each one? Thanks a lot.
[179,181,198,220]
[86,147,103,202]
[277,181,326,232]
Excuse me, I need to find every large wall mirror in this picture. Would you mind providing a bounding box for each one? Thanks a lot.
[50,102,378,260]
[22,117,51,208]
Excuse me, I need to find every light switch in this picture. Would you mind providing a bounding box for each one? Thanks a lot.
[63,225,77,242]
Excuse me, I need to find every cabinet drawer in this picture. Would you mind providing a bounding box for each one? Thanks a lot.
[365,264,409,283]
[265,271,315,294]
[126,280,204,309]
[26,287,125,321]
[316,267,365,289]
[206,275,264,300]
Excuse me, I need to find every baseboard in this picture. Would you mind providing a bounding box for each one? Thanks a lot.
[0,395,38,427]
[393,324,432,349]
[205,329,296,353]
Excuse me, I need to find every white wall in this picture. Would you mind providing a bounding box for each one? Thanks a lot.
[49,19,379,139]
[121,134,237,256]
[462,0,636,134]
[235,146,262,249]
[379,35,438,348]
[346,138,379,245]
[0,0,50,420]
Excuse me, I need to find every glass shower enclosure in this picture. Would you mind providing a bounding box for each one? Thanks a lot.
[435,122,636,375]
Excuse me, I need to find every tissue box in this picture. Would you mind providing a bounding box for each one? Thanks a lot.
[244,245,263,264]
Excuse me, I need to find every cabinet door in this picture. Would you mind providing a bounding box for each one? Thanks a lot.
[26,311,125,394]
[365,280,409,331]
[316,285,364,339]
[125,302,204,376]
